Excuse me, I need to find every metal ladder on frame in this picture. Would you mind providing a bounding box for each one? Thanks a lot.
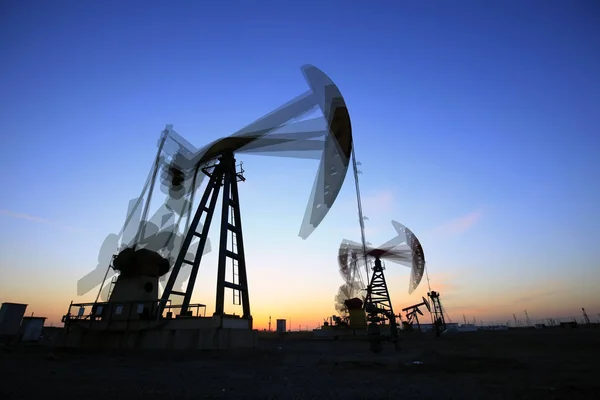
[165,176,222,313]
[230,198,241,306]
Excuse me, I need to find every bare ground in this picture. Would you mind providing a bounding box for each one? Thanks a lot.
[1,327,599,399]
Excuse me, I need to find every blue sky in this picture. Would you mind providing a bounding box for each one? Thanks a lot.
[1,0,599,327]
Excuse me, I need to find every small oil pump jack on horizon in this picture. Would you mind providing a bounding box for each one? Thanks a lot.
[402,297,431,332]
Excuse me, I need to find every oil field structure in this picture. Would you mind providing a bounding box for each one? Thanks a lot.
[323,222,451,351]
[322,220,428,348]
[316,141,450,351]
[62,65,354,350]
[401,291,448,336]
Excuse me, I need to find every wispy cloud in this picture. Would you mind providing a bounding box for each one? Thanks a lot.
[361,190,395,215]
[428,274,462,294]
[406,270,466,299]
[0,209,82,233]
[430,210,483,237]
[339,189,395,216]
[510,284,570,305]
[335,190,396,240]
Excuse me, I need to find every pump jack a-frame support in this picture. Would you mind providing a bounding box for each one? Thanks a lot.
[159,152,251,326]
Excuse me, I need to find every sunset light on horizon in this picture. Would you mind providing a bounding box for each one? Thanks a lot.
[1,0,599,332]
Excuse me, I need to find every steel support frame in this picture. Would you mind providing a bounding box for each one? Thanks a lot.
[365,258,394,317]
[365,258,399,351]
[159,153,251,322]
[428,291,446,334]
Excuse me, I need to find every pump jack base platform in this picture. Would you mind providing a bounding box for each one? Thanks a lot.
[62,315,257,351]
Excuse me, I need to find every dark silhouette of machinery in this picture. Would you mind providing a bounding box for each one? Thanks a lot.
[337,226,426,352]
[402,297,431,332]
[112,247,170,278]
[428,290,447,336]
[157,65,354,323]
[364,255,398,353]
[63,65,355,350]
[400,290,449,336]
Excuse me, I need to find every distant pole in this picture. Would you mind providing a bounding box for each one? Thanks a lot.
[350,147,370,283]
[424,264,432,293]
[463,314,467,325]
[268,315,271,332]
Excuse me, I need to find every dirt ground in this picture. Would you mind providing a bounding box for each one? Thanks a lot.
[1,327,599,399]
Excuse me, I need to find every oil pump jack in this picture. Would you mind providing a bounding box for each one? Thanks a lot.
[402,297,431,332]
[339,226,426,353]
